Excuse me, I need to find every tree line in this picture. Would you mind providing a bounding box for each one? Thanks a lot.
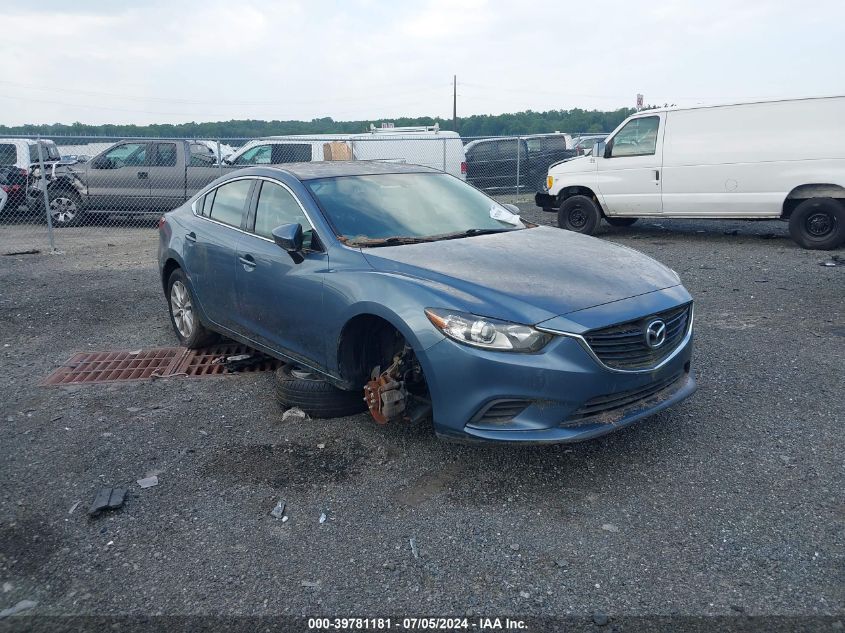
[0,107,637,141]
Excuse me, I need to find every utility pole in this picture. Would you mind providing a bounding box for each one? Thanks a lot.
[452,75,457,132]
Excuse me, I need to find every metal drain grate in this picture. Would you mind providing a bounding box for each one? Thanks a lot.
[42,343,281,386]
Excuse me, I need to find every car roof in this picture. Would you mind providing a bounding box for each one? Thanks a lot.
[248,160,440,181]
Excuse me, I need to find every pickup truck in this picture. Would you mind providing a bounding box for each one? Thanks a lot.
[36,139,228,226]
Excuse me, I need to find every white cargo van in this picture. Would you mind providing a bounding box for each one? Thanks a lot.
[537,96,845,249]
[225,125,467,180]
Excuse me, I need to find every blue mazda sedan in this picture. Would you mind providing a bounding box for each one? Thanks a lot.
[158,162,695,443]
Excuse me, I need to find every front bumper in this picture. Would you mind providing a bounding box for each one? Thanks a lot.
[535,192,558,210]
[417,314,695,444]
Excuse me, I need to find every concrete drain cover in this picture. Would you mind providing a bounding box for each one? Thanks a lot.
[42,343,281,386]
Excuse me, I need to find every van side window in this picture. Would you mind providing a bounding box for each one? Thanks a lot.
[609,116,660,157]
[271,144,312,164]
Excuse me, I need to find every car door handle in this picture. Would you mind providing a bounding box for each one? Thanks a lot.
[238,254,256,269]
[138,171,148,179]
[185,232,197,243]
[654,169,660,181]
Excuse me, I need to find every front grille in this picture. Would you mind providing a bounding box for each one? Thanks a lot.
[563,372,685,426]
[584,303,691,370]
[471,399,531,425]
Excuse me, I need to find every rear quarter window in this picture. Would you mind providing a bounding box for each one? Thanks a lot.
[208,179,253,227]
[0,144,16,165]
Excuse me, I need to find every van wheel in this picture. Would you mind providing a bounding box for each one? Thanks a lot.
[788,198,845,250]
[274,365,366,419]
[605,217,638,227]
[558,195,600,234]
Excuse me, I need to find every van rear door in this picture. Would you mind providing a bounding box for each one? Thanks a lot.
[595,113,664,216]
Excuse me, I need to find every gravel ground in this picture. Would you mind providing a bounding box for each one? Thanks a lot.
[0,212,843,629]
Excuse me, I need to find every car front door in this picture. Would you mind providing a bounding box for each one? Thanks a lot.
[182,177,255,333]
[235,179,327,368]
[86,142,152,211]
[594,114,664,216]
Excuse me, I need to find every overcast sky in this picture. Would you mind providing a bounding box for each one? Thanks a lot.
[1,0,842,126]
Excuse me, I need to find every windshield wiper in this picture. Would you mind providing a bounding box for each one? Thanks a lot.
[436,228,516,241]
[345,235,435,248]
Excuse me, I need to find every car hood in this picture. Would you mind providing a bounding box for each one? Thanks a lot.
[550,154,595,174]
[361,226,681,323]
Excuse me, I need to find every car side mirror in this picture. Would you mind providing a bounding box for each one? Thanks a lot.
[601,141,611,159]
[272,223,303,252]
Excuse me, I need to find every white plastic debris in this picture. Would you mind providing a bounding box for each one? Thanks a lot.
[137,475,159,489]
[270,499,286,519]
[282,516,289,523]
[68,501,81,515]
[282,407,308,423]
[0,599,37,618]
[409,537,419,559]
[601,523,620,533]
[319,512,327,524]
[489,204,521,226]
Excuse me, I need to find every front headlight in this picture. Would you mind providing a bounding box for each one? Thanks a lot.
[425,308,552,352]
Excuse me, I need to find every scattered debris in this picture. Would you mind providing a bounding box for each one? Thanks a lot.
[137,475,159,489]
[88,487,126,517]
[214,353,269,372]
[2,582,12,593]
[409,537,419,559]
[519,591,530,599]
[510,543,520,551]
[0,599,38,618]
[128,349,142,355]
[2,249,40,256]
[601,523,619,533]
[317,443,326,449]
[300,580,320,588]
[555,559,569,568]
[819,255,843,267]
[282,516,289,523]
[319,512,327,524]
[126,407,143,413]
[592,610,610,626]
[50,414,63,422]
[282,407,308,423]
[270,499,286,519]
[68,501,82,515]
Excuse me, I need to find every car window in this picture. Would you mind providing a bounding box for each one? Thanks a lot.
[0,144,17,165]
[208,179,252,227]
[610,116,660,157]
[253,181,313,248]
[152,143,177,167]
[526,138,542,152]
[468,142,495,162]
[497,139,526,159]
[29,142,60,163]
[271,144,312,164]
[197,190,215,217]
[189,143,215,166]
[104,143,147,167]
[234,145,271,165]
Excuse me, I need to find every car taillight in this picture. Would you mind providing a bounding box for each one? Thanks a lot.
[158,215,167,230]
[460,161,467,174]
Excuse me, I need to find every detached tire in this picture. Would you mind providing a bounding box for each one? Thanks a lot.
[788,198,845,250]
[47,188,86,228]
[558,195,601,234]
[274,365,366,419]
[605,217,638,227]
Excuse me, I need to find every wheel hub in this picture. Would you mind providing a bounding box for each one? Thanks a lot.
[50,197,77,224]
[806,211,833,237]
[569,207,587,228]
[169,281,194,337]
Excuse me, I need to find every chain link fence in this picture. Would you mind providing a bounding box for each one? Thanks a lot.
[0,130,607,255]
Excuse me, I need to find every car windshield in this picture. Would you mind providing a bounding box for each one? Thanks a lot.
[305,172,527,246]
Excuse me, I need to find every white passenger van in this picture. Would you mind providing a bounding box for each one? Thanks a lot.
[225,125,467,180]
[537,96,845,249]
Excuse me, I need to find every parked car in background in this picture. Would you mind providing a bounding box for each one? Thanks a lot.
[34,139,227,226]
[537,96,845,249]
[571,134,607,155]
[158,161,695,443]
[0,165,30,215]
[225,125,467,180]
[465,133,575,193]
[60,154,91,164]
[0,139,62,215]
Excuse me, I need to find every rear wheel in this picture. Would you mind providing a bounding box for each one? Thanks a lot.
[274,364,366,419]
[557,195,601,234]
[788,198,845,250]
[166,268,218,349]
[605,217,638,227]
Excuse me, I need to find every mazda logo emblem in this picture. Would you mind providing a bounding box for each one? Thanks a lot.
[645,319,667,349]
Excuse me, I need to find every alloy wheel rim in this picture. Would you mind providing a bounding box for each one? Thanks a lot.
[170,281,194,338]
[50,197,77,224]
[806,211,834,237]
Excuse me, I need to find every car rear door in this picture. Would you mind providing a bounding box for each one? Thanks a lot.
[235,178,327,367]
[594,114,664,216]
[182,177,255,333]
